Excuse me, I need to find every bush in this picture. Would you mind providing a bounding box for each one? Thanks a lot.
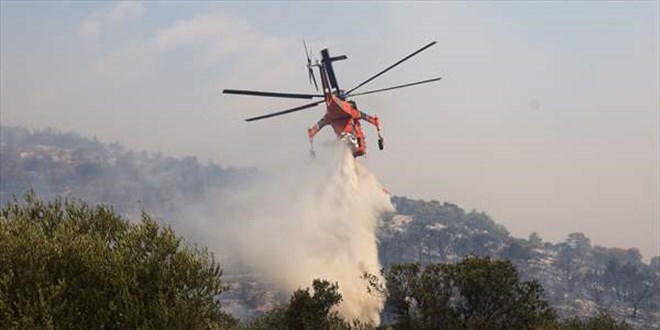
[0,191,236,329]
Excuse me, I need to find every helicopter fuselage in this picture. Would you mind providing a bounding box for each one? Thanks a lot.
[321,94,367,156]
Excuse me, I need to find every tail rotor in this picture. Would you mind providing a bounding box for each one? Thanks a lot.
[303,40,319,91]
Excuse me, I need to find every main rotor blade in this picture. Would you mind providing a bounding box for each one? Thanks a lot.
[349,77,442,97]
[346,41,437,95]
[223,89,323,99]
[245,100,324,122]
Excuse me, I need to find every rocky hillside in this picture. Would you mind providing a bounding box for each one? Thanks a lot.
[380,197,659,328]
[0,126,254,219]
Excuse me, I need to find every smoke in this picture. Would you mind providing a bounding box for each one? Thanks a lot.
[179,143,393,324]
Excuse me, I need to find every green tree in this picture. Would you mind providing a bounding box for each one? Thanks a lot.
[242,279,360,330]
[450,256,554,329]
[285,279,348,330]
[378,256,555,330]
[0,191,236,329]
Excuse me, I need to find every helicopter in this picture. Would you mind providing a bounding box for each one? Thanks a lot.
[223,41,441,158]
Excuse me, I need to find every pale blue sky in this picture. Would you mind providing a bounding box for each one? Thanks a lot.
[1,1,658,259]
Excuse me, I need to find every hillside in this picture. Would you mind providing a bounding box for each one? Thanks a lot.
[0,125,657,328]
[380,197,658,328]
[0,126,255,219]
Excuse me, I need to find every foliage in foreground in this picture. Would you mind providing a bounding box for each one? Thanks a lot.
[0,191,633,329]
[370,256,554,329]
[239,258,630,330]
[0,191,236,329]
[239,279,374,330]
[365,256,631,330]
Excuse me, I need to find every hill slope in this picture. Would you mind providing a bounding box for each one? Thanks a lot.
[380,197,658,328]
[0,126,254,219]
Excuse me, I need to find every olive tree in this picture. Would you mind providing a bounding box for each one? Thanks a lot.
[0,192,235,329]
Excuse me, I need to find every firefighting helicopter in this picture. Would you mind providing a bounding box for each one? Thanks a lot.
[223,41,441,157]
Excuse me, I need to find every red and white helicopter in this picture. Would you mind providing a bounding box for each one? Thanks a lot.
[223,41,441,158]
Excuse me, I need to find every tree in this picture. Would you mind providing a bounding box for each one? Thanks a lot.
[450,256,555,329]
[602,258,655,318]
[501,238,534,264]
[378,256,555,329]
[242,279,358,330]
[0,191,236,329]
[285,279,348,330]
[528,232,543,248]
[556,233,592,292]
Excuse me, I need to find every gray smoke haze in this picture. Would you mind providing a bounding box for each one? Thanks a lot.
[177,144,393,324]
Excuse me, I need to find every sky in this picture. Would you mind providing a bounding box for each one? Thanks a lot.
[1,1,658,260]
